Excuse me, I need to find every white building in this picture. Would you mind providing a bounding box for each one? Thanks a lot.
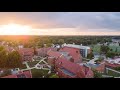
[18,45,24,49]
[112,38,120,43]
[62,43,91,58]
[106,58,120,65]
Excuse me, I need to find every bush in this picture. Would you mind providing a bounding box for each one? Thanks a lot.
[0,69,11,77]
[49,74,59,78]
[93,70,102,78]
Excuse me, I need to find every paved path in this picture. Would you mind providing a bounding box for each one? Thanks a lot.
[21,57,51,73]
[24,62,30,69]
[106,67,120,74]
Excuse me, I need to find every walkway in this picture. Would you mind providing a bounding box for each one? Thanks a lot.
[21,57,51,73]
[106,67,120,74]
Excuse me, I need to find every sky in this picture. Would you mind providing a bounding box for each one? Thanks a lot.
[0,12,120,35]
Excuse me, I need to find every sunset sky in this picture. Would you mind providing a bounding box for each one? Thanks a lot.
[0,12,120,35]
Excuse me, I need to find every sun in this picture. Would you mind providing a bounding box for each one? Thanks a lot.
[0,23,32,35]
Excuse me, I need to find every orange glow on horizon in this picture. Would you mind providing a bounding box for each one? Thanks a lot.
[0,23,32,35]
[0,23,119,36]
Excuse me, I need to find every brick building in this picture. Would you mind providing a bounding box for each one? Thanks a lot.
[59,46,82,63]
[47,47,94,78]
[55,58,94,78]
[18,48,34,62]
[2,70,32,78]
[36,47,57,57]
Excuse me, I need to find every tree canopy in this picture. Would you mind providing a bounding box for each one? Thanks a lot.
[87,52,94,59]
[7,51,22,68]
[0,46,22,69]
[100,45,110,54]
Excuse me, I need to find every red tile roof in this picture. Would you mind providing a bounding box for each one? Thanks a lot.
[18,48,34,55]
[55,58,86,78]
[2,70,32,78]
[37,47,56,52]
[2,74,17,78]
[47,50,62,58]
[5,46,16,52]
[59,46,82,63]
[36,47,57,56]
[105,61,120,68]
[82,65,94,78]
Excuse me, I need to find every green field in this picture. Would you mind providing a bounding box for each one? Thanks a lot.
[31,69,49,78]
[107,70,120,77]
[91,45,120,53]
[27,61,39,68]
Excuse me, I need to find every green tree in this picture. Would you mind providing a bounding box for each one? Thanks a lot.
[0,46,8,68]
[106,52,115,59]
[95,57,104,64]
[100,45,110,54]
[7,51,22,68]
[0,69,11,77]
[93,70,102,78]
[58,39,64,45]
[87,52,94,59]
[0,46,4,51]
[115,48,117,52]
[46,43,52,47]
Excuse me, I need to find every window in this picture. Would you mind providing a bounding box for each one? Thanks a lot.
[70,58,74,62]
[76,51,78,53]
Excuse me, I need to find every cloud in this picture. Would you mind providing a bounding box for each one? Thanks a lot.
[0,12,120,35]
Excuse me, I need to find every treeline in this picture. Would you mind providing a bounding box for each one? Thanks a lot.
[23,36,112,48]
[0,36,113,48]
[0,46,22,68]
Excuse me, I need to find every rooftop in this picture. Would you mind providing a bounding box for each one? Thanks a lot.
[59,51,72,60]
[106,58,120,64]
[60,68,76,76]
[63,44,90,49]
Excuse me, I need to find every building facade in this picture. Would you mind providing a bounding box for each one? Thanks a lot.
[18,48,34,62]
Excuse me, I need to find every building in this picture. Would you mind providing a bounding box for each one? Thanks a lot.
[112,38,120,43]
[18,45,24,49]
[4,46,17,53]
[18,48,34,62]
[47,50,63,67]
[105,58,120,68]
[2,70,32,78]
[47,46,83,65]
[59,46,82,63]
[36,47,57,57]
[86,61,105,73]
[55,58,94,78]
[47,49,94,78]
[62,44,91,58]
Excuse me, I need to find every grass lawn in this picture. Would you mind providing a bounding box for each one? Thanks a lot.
[20,64,27,69]
[49,73,59,78]
[38,61,46,64]
[27,61,39,68]
[90,45,101,53]
[31,69,49,78]
[91,45,120,53]
[109,46,120,53]
[107,70,120,77]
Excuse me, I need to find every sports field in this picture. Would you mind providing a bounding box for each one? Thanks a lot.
[90,45,120,53]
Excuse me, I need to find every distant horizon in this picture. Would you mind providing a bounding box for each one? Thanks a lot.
[0,34,119,36]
